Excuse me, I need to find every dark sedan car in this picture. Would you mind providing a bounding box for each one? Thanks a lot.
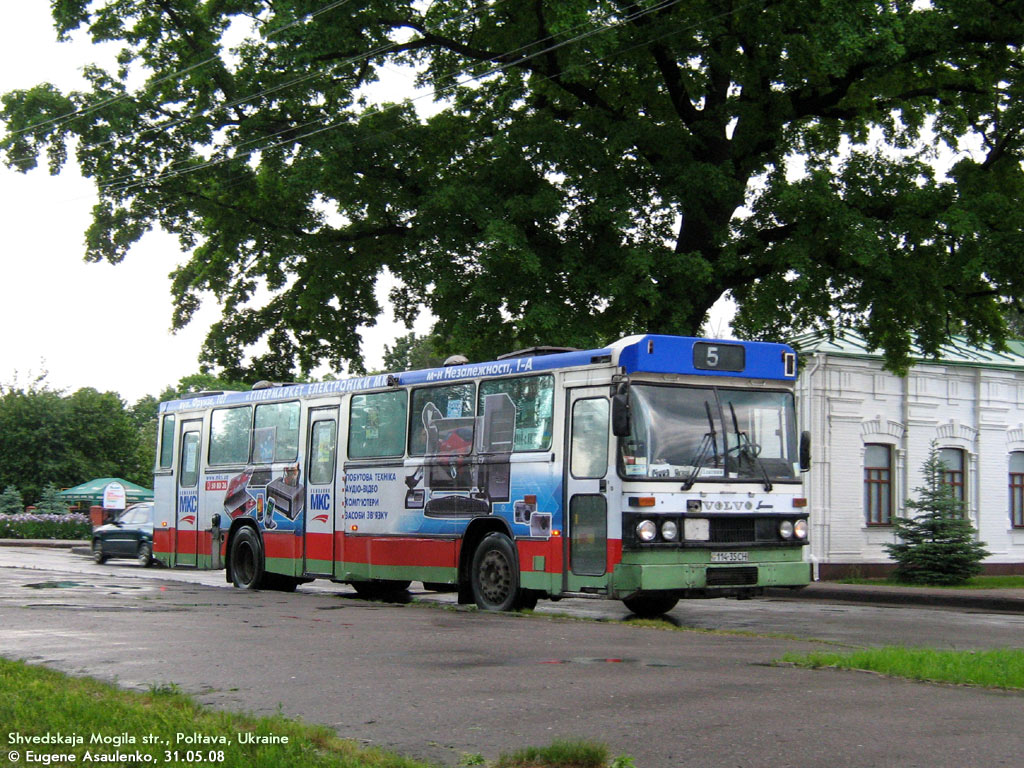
[92,502,155,566]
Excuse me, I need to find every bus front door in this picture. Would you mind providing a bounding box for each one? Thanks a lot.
[563,388,612,593]
[175,420,202,567]
[303,406,339,577]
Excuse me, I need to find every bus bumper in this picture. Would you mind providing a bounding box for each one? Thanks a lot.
[610,552,811,598]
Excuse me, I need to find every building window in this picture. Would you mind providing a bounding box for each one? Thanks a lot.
[1010,452,1024,529]
[938,447,966,509]
[864,444,893,525]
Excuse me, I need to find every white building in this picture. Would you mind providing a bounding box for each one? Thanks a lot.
[794,333,1024,578]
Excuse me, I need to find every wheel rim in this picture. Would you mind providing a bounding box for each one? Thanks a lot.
[478,548,512,605]
[92,542,103,561]
[138,544,150,564]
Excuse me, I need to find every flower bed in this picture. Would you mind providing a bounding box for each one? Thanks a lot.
[0,512,91,540]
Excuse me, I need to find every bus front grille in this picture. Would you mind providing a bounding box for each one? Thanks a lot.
[709,518,755,543]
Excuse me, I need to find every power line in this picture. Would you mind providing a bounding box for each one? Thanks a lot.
[1,0,360,140]
[6,0,512,173]
[106,0,695,196]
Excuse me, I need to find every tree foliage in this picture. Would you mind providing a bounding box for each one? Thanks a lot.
[883,442,989,585]
[4,1,1024,374]
[380,332,446,372]
[0,379,151,503]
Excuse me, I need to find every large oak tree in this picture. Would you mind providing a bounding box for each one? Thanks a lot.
[4,0,1023,375]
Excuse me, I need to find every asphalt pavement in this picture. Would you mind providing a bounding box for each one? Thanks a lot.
[5,538,1024,614]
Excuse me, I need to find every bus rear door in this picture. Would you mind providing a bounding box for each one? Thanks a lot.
[303,406,339,577]
[175,420,203,567]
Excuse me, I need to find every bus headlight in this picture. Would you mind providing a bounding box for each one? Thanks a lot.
[794,519,808,540]
[779,520,794,540]
[637,520,658,542]
[661,519,679,542]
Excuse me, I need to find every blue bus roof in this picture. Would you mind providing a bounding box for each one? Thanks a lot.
[159,335,796,412]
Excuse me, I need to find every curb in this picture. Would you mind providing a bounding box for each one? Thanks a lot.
[767,583,1024,614]
[0,539,87,549]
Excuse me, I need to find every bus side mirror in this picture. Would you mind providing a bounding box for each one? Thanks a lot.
[612,392,631,437]
[799,431,811,472]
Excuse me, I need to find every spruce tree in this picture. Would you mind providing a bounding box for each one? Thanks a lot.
[0,485,22,515]
[34,484,70,515]
[884,443,989,585]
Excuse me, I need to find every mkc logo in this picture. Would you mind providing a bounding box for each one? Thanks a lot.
[178,490,198,523]
[310,490,332,511]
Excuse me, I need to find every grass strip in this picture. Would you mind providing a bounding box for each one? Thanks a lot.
[780,646,1024,689]
[493,740,610,768]
[0,656,435,767]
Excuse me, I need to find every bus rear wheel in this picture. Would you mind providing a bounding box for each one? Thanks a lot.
[352,580,411,601]
[623,593,679,618]
[470,532,526,612]
[229,527,266,590]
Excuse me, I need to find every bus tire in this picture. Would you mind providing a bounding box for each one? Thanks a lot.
[265,574,301,592]
[229,527,266,590]
[623,593,679,618]
[352,580,411,601]
[470,532,522,612]
[516,590,539,611]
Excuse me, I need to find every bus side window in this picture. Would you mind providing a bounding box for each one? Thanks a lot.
[478,375,554,452]
[349,390,408,459]
[159,414,175,469]
[409,383,475,457]
[209,406,252,465]
[571,398,610,479]
[309,420,338,485]
[253,401,300,462]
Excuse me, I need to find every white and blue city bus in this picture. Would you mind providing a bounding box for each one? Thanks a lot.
[152,334,810,617]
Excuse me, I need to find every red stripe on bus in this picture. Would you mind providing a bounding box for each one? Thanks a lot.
[343,536,458,569]
[517,538,563,573]
[154,528,173,555]
[305,531,334,561]
[264,531,300,559]
[175,531,199,555]
[607,538,623,567]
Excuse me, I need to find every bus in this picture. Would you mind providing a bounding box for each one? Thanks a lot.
[152,334,811,617]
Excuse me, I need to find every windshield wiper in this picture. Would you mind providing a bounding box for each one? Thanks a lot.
[682,401,720,491]
[728,402,773,492]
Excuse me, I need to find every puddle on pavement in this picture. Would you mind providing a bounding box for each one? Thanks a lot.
[23,581,87,590]
[521,657,686,668]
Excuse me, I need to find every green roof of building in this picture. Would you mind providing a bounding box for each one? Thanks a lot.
[790,331,1024,371]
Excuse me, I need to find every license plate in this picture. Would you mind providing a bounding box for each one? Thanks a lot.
[710,551,749,563]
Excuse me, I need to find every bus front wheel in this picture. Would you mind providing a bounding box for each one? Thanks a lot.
[229,527,266,590]
[623,592,679,618]
[470,532,524,612]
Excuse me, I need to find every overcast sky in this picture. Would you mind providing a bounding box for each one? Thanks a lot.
[1,6,736,405]
[0,6,435,404]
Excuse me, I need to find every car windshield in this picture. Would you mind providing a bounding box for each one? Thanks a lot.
[619,385,798,482]
[118,505,152,525]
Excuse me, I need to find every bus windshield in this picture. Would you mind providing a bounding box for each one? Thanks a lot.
[619,385,798,483]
